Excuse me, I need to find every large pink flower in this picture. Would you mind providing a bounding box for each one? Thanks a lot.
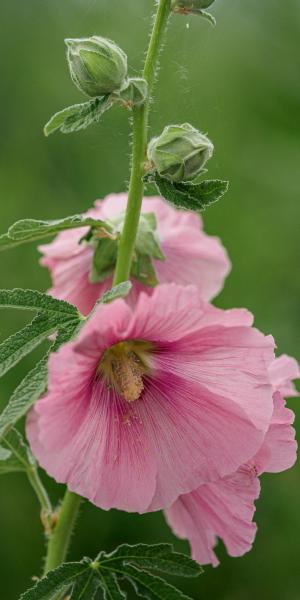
[39,194,230,315]
[27,284,275,513]
[165,354,299,566]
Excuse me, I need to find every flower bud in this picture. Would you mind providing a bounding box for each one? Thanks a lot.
[147,123,214,183]
[65,36,128,97]
[171,0,215,12]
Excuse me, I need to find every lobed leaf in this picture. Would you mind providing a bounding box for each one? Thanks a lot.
[98,570,126,600]
[153,174,229,212]
[44,96,113,136]
[19,562,91,600]
[120,564,193,600]
[102,544,202,579]
[71,570,100,600]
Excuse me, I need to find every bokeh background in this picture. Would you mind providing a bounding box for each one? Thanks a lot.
[0,0,299,598]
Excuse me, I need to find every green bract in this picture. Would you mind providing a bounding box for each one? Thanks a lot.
[84,212,165,287]
[65,36,128,97]
[172,0,215,10]
[147,123,214,183]
[118,77,148,108]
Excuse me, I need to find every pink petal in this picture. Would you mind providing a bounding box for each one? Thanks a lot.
[142,371,266,511]
[27,347,157,513]
[253,391,297,474]
[27,285,275,513]
[165,465,259,566]
[39,194,231,315]
[269,354,300,397]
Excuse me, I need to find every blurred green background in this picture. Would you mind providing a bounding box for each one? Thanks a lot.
[0,0,299,598]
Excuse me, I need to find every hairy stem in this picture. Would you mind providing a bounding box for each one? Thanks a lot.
[27,465,52,516]
[43,490,81,574]
[113,0,171,284]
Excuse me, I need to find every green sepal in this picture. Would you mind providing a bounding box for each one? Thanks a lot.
[192,9,216,24]
[90,238,118,283]
[152,173,229,212]
[131,253,159,287]
[44,96,113,136]
[99,282,132,305]
[117,77,148,108]
[135,214,165,261]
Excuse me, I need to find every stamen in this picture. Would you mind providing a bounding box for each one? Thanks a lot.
[98,340,152,403]
[111,351,144,402]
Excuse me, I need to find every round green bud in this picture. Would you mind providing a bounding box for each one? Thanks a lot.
[147,123,214,183]
[171,0,215,11]
[65,36,128,97]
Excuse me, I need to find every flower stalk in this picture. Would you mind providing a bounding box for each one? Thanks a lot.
[44,491,81,574]
[113,0,171,285]
[43,0,171,574]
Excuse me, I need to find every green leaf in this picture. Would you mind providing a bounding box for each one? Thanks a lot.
[0,215,112,253]
[0,428,35,474]
[0,314,60,378]
[153,174,229,212]
[51,319,84,351]
[44,96,114,136]
[11,214,110,241]
[71,570,100,600]
[19,562,91,600]
[102,544,202,579]
[0,315,85,440]
[90,238,118,283]
[120,565,193,600]
[98,570,126,600]
[0,289,80,321]
[0,352,49,440]
[0,446,11,461]
[99,282,132,305]
[0,233,24,252]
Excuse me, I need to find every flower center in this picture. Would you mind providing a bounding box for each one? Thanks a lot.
[98,340,153,403]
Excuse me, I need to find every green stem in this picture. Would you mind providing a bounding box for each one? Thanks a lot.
[27,466,52,516]
[44,491,81,574]
[113,0,171,285]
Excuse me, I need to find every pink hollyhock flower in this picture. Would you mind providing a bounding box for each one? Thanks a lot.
[27,284,275,513]
[165,354,299,566]
[39,194,230,315]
